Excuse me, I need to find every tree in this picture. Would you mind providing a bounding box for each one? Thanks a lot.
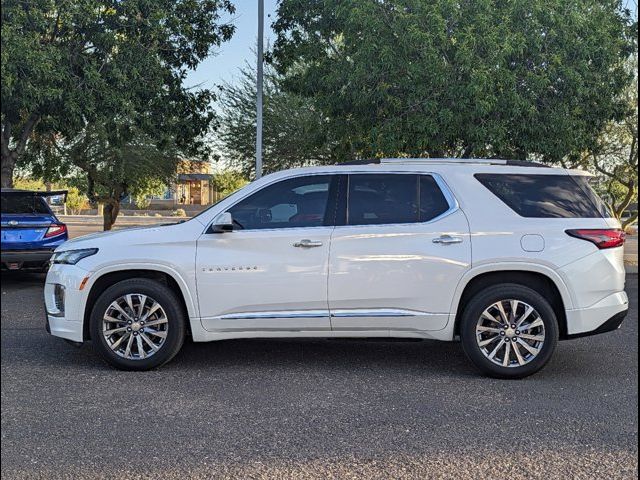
[212,169,249,199]
[1,0,235,187]
[29,121,185,230]
[573,56,638,228]
[272,0,637,162]
[216,61,336,177]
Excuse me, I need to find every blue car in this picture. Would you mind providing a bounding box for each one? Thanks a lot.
[1,189,69,271]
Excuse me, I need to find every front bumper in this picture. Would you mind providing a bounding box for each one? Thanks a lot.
[44,264,90,343]
[565,291,629,338]
[1,249,55,270]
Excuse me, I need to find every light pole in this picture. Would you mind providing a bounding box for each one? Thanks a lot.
[255,0,264,179]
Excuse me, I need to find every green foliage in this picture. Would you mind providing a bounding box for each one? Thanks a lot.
[12,177,47,191]
[65,187,89,215]
[212,170,249,198]
[216,61,336,177]
[1,0,235,186]
[273,0,637,162]
[572,56,638,227]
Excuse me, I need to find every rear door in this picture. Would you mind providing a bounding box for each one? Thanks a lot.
[328,173,471,333]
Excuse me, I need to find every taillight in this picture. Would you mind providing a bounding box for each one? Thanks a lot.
[566,229,626,249]
[44,224,67,238]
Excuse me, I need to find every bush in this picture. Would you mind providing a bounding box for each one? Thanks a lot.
[65,187,89,215]
[172,208,187,217]
[133,195,152,210]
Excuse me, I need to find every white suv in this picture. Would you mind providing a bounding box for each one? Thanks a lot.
[44,159,629,378]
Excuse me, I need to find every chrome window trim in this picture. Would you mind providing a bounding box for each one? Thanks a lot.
[204,170,460,233]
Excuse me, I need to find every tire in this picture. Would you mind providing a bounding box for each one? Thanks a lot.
[460,283,559,379]
[89,278,186,371]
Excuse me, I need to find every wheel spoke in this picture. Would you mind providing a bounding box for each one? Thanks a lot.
[104,326,128,336]
[512,341,526,366]
[488,339,506,360]
[503,342,512,367]
[142,317,168,328]
[496,302,509,324]
[124,334,135,359]
[518,340,540,356]
[520,318,544,331]
[519,334,545,342]
[476,326,502,334]
[140,301,162,322]
[140,333,160,352]
[481,310,502,324]
[104,314,125,323]
[145,329,167,339]
[137,295,148,319]
[516,305,536,328]
[109,332,130,350]
[478,335,501,347]
[510,300,520,321]
[136,335,146,359]
[125,295,136,317]
[111,302,134,322]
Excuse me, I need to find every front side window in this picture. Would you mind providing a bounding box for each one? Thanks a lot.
[346,174,450,226]
[228,175,337,230]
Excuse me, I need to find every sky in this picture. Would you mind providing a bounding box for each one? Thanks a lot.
[185,0,279,90]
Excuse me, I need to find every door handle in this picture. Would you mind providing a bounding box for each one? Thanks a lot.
[433,235,464,245]
[294,239,323,248]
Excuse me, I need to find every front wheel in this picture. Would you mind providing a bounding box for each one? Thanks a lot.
[89,278,186,371]
[460,284,559,379]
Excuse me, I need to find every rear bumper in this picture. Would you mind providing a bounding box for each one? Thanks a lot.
[565,291,629,338]
[1,249,55,269]
[566,310,628,340]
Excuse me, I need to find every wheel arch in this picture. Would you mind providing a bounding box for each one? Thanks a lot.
[451,264,572,340]
[81,266,197,341]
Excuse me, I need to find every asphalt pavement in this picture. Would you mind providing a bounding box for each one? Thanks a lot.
[1,270,637,479]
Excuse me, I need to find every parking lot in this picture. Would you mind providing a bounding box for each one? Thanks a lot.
[1,220,638,479]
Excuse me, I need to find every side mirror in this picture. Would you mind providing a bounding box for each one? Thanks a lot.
[209,212,234,234]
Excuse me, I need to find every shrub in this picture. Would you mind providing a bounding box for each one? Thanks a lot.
[65,187,89,215]
[172,208,187,217]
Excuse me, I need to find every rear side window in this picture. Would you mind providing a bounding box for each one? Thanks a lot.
[1,194,51,214]
[347,174,450,226]
[475,174,609,218]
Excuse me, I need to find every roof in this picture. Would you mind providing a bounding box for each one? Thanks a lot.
[177,173,213,182]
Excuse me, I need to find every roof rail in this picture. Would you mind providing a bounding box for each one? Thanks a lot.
[380,158,547,167]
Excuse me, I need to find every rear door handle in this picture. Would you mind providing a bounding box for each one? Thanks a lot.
[433,235,464,245]
[294,239,324,248]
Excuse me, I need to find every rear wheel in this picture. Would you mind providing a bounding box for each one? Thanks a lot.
[89,278,186,371]
[460,284,559,379]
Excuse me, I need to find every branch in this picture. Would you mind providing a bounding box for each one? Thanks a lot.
[1,121,12,158]
[15,114,41,156]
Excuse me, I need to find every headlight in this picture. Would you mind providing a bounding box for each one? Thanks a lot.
[51,248,99,265]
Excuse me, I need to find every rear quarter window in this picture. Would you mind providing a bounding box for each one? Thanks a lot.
[475,174,609,219]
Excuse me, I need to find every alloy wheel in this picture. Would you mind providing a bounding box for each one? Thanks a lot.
[475,299,546,368]
[102,294,169,360]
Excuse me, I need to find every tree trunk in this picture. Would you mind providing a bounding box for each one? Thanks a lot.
[102,198,121,231]
[1,152,17,188]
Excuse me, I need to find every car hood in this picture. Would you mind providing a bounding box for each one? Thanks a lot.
[55,221,196,252]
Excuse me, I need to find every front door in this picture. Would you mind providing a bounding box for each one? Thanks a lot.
[328,173,471,332]
[196,174,340,333]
